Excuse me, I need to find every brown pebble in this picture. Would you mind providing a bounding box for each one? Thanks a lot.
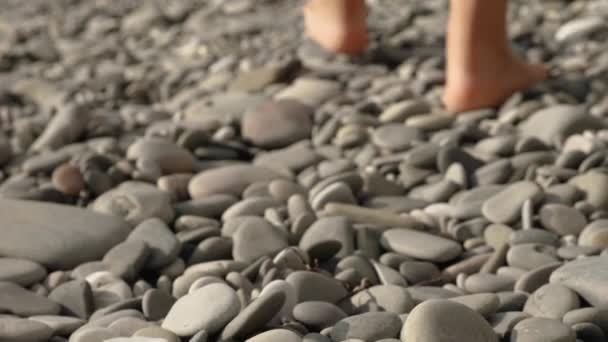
[52,163,85,195]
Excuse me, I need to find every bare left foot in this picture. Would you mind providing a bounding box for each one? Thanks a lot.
[303,0,369,55]
[443,56,548,113]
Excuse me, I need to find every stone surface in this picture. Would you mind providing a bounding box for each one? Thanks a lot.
[401,300,498,342]
[0,199,130,269]
[510,317,576,342]
[0,281,61,316]
[162,283,240,336]
[550,256,608,308]
[0,258,47,286]
[188,164,287,198]
[380,228,462,262]
[482,181,543,224]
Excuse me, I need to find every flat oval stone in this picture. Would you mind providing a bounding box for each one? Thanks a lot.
[399,261,440,285]
[299,216,354,258]
[519,105,603,146]
[482,181,542,224]
[128,218,180,270]
[523,284,580,319]
[343,285,415,314]
[127,138,197,174]
[91,181,174,225]
[242,99,313,149]
[162,283,240,336]
[28,315,85,336]
[142,289,175,321]
[569,171,608,210]
[0,281,60,316]
[331,312,402,341]
[48,279,93,319]
[292,301,347,329]
[286,271,348,304]
[579,220,608,249]
[310,182,356,211]
[233,217,288,262]
[0,199,130,270]
[0,258,47,286]
[247,328,302,342]
[511,317,576,342]
[507,244,559,270]
[0,317,53,342]
[258,280,297,324]
[133,326,180,342]
[539,204,587,236]
[220,291,286,340]
[102,240,149,281]
[402,299,498,342]
[550,256,608,308]
[189,164,287,199]
[371,124,423,151]
[449,293,500,318]
[556,16,606,43]
[381,229,462,262]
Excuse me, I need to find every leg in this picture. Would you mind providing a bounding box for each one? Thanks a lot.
[443,0,548,113]
[303,0,368,55]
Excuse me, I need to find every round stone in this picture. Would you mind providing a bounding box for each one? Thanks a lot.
[142,289,176,321]
[550,256,608,308]
[286,271,348,304]
[242,99,313,148]
[510,317,576,342]
[482,181,543,224]
[331,312,402,341]
[371,124,424,151]
[292,301,347,330]
[579,220,608,249]
[52,163,85,195]
[0,258,47,286]
[220,291,286,340]
[162,283,240,336]
[247,329,302,342]
[343,285,415,314]
[127,137,197,174]
[380,229,462,262]
[539,204,587,236]
[232,217,288,262]
[523,284,580,319]
[402,299,498,342]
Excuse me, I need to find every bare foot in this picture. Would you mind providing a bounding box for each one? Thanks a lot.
[443,56,548,113]
[303,0,369,55]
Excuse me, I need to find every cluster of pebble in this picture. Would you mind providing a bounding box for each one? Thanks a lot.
[2,0,608,341]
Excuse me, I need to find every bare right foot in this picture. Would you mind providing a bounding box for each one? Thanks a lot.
[303,0,369,55]
[444,56,548,113]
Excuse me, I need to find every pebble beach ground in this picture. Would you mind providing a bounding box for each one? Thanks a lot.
[1,0,608,341]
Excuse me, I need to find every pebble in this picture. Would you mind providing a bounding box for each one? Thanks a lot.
[220,291,286,340]
[127,138,197,174]
[292,301,347,330]
[380,228,462,262]
[0,316,53,342]
[556,16,606,43]
[579,220,608,249]
[523,284,580,319]
[275,77,340,107]
[188,164,286,199]
[48,280,94,319]
[286,271,348,304]
[242,100,313,148]
[299,216,354,258]
[133,326,180,342]
[142,289,175,321]
[0,281,60,316]
[247,329,302,342]
[102,240,149,281]
[550,256,608,308]
[569,171,608,210]
[52,163,85,195]
[371,124,423,150]
[507,244,559,270]
[519,105,603,146]
[232,217,288,262]
[539,203,587,236]
[162,283,240,336]
[449,293,499,318]
[330,312,402,341]
[0,199,129,269]
[0,257,47,286]
[91,181,175,225]
[28,315,85,336]
[128,218,180,270]
[510,317,576,342]
[258,280,297,324]
[402,299,498,342]
[343,285,415,314]
[482,181,542,224]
